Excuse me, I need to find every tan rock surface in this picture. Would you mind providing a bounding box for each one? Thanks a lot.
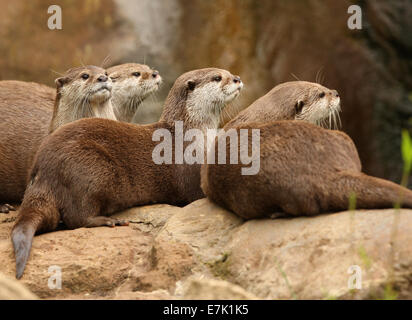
[223,209,412,299]
[0,272,37,300]
[182,277,258,300]
[0,201,411,300]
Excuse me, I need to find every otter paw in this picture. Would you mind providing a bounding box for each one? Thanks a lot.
[116,219,129,227]
[269,212,287,219]
[85,216,130,228]
[105,219,129,227]
[0,204,16,214]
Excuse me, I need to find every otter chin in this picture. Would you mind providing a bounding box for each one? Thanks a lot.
[0,63,161,213]
[224,81,341,129]
[49,65,116,133]
[89,83,112,103]
[108,63,162,122]
[11,68,242,279]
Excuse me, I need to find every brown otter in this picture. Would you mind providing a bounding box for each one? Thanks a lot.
[0,66,113,213]
[107,63,162,122]
[48,66,115,133]
[224,81,341,129]
[0,81,55,213]
[0,64,161,213]
[201,120,412,219]
[11,68,243,278]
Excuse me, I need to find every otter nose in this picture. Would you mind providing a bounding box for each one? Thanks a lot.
[152,71,159,78]
[333,90,339,98]
[97,75,108,82]
[233,76,241,84]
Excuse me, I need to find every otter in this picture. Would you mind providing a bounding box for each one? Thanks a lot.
[224,81,341,129]
[11,68,243,278]
[108,63,162,122]
[0,66,113,213]
[0,63,161,213]
[201,120,412,219]
[0,81,55,213]
[48,66,115,133]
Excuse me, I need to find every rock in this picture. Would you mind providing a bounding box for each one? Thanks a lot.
[0,210,18,241]
[156,199,243,264]
[0,272,37,299]
[113,204,182,235]
[131,239,195,293]
[0,225,153,299]
[1,200,411,300]
[0,204,188,299]
[182,277,259,300]
[222,209,412,299]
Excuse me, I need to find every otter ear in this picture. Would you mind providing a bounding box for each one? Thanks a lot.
[55,77,68,88]
[187,80,196,91]
[295,100,305,113]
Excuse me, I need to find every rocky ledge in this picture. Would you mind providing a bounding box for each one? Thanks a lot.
[0,199,411,300]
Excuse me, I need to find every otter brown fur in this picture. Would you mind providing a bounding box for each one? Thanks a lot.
[108,63,161,122]
[201,121,412,219]
[0,81,55,212]
[225,81,341,129]
[11,68,243,278]
[0,66,113,212]
[48,65,115,133]
[0,64,160,212]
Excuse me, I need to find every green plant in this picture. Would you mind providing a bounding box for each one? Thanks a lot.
[385,129,412,299]
[274,258,298,300]
[401,129,412,187]
[357,245,372,270]
[383,283,398,300]
[348,192,357,211]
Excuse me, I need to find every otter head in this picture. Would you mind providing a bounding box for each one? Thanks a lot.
[55,65,112,105]
[286,81,341,128]
[107,63,162,122]
[50,65,115,133]
[161,68,243,129]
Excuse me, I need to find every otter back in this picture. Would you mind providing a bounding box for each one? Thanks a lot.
[0,81,54,203]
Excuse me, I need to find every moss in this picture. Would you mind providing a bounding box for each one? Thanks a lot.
[207,252,233,280]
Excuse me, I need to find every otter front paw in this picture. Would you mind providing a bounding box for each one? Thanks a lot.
[85,216,130,228]
[0,203,16,214]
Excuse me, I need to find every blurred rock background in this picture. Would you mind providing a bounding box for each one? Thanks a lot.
[0,0,411,184]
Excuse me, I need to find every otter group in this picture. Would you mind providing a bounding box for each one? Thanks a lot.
[1,62,411,279]
[0,63,161,212]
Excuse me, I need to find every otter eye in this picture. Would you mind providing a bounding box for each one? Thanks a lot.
[213,75,222,82]
[295,100,305,113]
[105,72,108,76]
[132,72,141,77]
[319,92,325,98]
[81,73,89,80]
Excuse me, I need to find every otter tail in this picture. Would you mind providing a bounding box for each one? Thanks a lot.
[11,194,60,279]
[336,172,412,210]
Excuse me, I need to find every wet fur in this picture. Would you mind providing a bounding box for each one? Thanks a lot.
[0,64,154,208]
[11,68,242,278]
[201,121,412,219]
[225,81,341,129]
[107,63,162,122]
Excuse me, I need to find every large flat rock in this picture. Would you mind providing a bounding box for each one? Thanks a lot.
[1,200,411,300]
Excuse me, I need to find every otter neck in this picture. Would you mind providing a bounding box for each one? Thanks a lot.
[49,93,116,133]
[160,98,222,132]
[112,93,143,123]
